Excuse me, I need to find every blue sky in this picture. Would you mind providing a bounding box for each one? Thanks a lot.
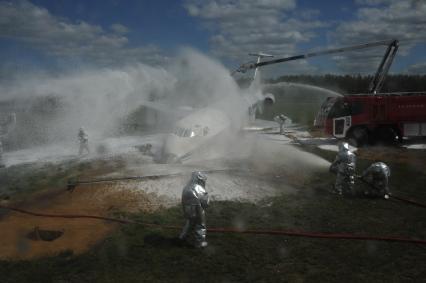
[0,0,425,76]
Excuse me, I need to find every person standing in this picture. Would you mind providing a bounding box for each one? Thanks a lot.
[274,114,289,135]
[179,171,209,248]
[330,142,356,196]
[78,127,90,155]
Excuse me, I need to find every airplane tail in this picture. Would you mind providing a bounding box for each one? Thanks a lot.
[248,52,274,81]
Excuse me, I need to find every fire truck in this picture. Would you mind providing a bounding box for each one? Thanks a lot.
[234,39,426,145]
[314,92,426,145]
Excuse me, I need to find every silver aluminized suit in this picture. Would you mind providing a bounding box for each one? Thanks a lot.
[179,171,209,248]
[361,162,390,199]
[274,114,288,135]
[78,128,89,155]
[330,142,356,195]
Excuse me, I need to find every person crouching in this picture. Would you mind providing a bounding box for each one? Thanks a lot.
[360,162,391,199]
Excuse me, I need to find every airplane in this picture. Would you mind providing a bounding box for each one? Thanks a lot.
[152,53,278,163]
[248,52,274,82]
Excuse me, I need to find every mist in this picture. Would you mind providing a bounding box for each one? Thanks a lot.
[1,64,171,145]
[0,48,331,180]
[0,49,251,149]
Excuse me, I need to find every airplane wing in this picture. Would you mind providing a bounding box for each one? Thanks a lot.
[243,118,277,132]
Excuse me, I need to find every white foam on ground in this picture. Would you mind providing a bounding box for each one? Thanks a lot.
[2,128,331,204]
[261,133,293,144]
[115,171,288,205]
[403,144,426,150]
[317,144,358,152]
[95,131,331,204]
[3,143,77,167]
[289,131,312,138]
[2,134,166,167]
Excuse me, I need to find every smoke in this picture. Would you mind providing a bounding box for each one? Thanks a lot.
[168,49,242,106]
[0,48,250,148]
[166,48,251,129]
[0,64,174,146]
[1,48,331,184]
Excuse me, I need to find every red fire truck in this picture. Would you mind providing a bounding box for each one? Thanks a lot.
[314,92,426,145]
[234,39,426,145]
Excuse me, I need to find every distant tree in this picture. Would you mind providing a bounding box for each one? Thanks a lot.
[266,74,426,93]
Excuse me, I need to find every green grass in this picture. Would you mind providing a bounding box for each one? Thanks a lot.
[2,197,424,282]
[0,158,127,203]
[0,163,74,201]
[1,152,425,282]
[1,142,425,282]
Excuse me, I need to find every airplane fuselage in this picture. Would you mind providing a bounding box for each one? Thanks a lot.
[161,107,232,163]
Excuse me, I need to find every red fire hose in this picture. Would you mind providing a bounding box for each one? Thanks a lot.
[390,195,426,208]
[1,204,425,245]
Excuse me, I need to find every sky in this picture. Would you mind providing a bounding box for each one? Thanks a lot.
[0,0,425,77]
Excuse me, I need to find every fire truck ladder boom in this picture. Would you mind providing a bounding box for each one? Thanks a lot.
[368,40,398,93]
[234,39,399,94]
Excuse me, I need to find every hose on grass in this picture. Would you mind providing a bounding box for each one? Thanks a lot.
[356,176,426,208]
[389,195,426,208]
[1,204,425,245]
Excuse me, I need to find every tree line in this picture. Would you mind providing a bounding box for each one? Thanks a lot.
[265,74,426,94]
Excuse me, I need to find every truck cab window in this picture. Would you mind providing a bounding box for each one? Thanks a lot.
[351,102,364,115]
[328,99,351,118]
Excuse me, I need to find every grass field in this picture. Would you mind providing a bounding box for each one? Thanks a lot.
[1,146,425,282]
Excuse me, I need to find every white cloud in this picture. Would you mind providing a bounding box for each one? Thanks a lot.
[331,0,426,73]
[110,23,129,34]
[0,0,167,66]
[184,0,325,74]
[354,0,396,5]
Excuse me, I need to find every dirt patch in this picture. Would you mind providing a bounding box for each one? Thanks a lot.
[0,182,167,260]
[26,227,64,242]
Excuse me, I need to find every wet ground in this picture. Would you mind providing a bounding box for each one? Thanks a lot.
[0,127,425,282]
[0,128,327,259]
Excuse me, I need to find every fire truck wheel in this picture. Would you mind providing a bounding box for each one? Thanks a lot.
[376,127,397,144]
[347,127,368,147]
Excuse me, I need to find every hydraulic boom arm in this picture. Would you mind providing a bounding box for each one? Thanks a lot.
[233,39,399,94]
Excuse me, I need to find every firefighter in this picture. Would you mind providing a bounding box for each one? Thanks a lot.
[360,162,391,199]
[329,142,356,196]
[179,171,209,248]
[274,114,288,135]
[78,127,90,155]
